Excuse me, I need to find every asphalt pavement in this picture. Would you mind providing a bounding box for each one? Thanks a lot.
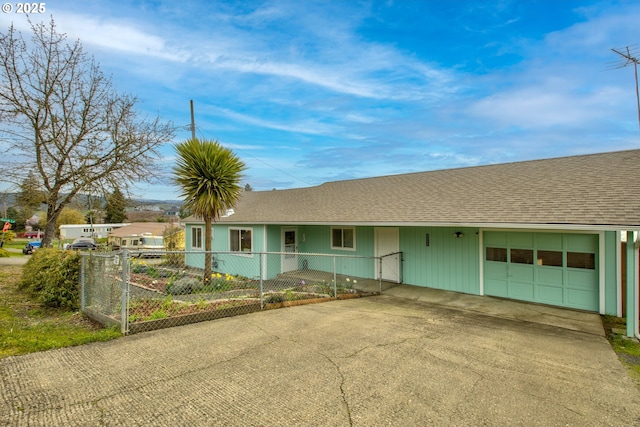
[1,290,639,426]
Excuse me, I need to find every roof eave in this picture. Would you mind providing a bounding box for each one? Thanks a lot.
[188,219,640,231]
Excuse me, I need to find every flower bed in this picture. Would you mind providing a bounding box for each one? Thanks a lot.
[118,266,378,333]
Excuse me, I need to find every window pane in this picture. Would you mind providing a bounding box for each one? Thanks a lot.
[284,230,295,245]
[486,247,507,262]
[567,252,595,269]
[511,249,533,264]
[537,250,563,267]
[192,227,202,249]
[332,228,342,248]
[240,229,252,251]
[343,229,354,248]
[230,230,239,251]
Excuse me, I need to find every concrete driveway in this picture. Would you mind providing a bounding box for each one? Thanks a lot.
[1,292,640,426]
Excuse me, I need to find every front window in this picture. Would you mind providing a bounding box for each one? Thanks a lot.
[191,226,203,250]
[230,228,252,253]
[331,227,355,250]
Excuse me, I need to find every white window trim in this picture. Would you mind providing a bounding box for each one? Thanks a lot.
[191,226,204,250]
[331,226,356,251]
[229,227,254,257]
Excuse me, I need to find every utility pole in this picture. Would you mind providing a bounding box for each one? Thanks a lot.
[611,45,640,133]
[190,100,196,140]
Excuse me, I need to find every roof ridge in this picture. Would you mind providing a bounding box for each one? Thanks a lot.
[258,148,640,193]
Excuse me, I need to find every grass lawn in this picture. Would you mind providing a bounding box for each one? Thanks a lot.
[0,264,121,359]
[602,315,640,387]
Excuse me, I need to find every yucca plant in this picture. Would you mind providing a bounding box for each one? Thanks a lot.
[173,138,246,285]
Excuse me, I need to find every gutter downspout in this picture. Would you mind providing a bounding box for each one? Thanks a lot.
[625,231,639,338]
[633,233,640,340]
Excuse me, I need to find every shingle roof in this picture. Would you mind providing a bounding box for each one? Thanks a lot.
[197,149,640,228]
[108,222,171,237]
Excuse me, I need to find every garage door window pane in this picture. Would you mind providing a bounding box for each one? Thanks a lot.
[511,249,533,264]
[486,247,507,262]
[567,252,595,269]
[537,250,563,267]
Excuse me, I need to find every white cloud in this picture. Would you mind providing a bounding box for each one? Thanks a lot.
[53,12,185,62]
[468,84,627,128]
[211,107,341,136]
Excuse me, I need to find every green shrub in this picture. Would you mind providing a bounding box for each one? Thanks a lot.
[166,277,202,295]
[0,248,9,258]
[19,248,81,310]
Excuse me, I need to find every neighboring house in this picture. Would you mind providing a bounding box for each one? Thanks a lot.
[164,226,185,251]
[164,206,181,216]
[107,222,175,249]
[183,149,640,337]
[59,223,129,240]
[133,205,162,212]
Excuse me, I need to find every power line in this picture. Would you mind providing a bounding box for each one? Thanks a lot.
[193,126,314,187]
[182,100,313,188]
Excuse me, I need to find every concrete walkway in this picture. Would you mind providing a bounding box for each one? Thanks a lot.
[2,288,639,426]
[0,256,28,265]
[0,248,28,265]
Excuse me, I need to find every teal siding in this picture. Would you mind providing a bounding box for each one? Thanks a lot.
[182,222,620,314]
[215,224,263,279]
[401,226,481,295]
[266,225,281,252]
[184,223,266,280]
[298,225,376,279]
[265,225,283,278]
[603,231,618,315]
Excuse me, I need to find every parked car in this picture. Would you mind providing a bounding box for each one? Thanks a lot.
[70,238,97,251]
[22,241,42,255]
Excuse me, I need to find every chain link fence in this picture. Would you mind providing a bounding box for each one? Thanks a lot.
[81,250,401,334]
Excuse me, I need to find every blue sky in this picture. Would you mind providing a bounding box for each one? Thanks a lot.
[2,0,640,200]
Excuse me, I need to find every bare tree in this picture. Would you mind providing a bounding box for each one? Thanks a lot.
[0,19,174,245]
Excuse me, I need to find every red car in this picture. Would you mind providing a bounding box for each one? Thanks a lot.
[23,231,43,238]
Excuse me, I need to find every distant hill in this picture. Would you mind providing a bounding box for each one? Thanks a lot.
[0,191,181,209]
[130,199,183,206]
[125,211,181,223]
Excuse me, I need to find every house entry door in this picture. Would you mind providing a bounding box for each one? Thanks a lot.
[375,227,400,283]
[282,228,298,273]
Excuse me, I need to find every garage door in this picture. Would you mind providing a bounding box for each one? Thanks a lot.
[484,232,599,311]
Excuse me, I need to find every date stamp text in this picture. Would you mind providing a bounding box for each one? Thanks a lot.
[2,3,46,13]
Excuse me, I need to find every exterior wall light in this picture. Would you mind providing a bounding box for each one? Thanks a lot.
[454,231,464,238]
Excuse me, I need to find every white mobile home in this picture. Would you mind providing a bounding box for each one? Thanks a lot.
[59,223,130,240]
[108,222,174,255]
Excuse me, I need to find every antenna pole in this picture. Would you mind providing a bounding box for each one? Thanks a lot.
[611,46,640,133]
[634,52,640,131]
[190,100,196,140]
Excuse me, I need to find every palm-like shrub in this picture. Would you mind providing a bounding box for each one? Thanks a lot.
[173,138,245,285]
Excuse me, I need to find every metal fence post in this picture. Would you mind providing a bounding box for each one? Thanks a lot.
[333,256,337,298]
[259,252,264,308]
[80,253,86,311]
[121,250,129,334]
[378,256,383,293]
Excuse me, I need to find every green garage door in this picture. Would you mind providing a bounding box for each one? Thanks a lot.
[484,232,599,311]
